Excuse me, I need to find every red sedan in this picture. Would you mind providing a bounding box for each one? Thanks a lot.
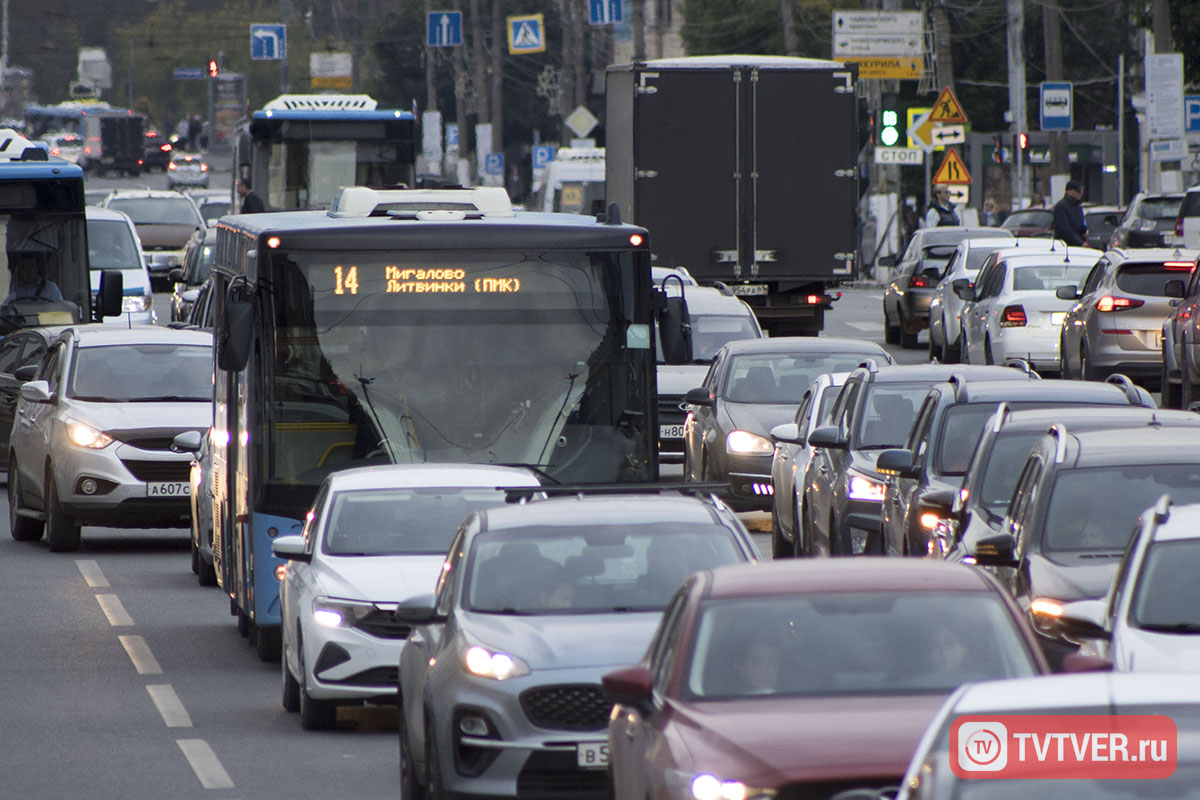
[602,560,1051,799]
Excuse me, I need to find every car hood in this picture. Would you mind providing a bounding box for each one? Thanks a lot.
[461,610,661,670]
[657,365,712,397]
[1121,628,1200,672]
[135,224,198,249]
[671,694,945,784]
[71,399,212,434]
[314,554,445,602]
[722,402,799,438]
[1029,551,1120,602]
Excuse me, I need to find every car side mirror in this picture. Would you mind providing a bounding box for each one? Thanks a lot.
[271,534,311,564]
[806,425,847,450]
[393,592,445,625]
[19,380,52,404]
[1165,279,1186,299]
[684,387,712,408]
[1055,285,1080,300]
[602,665,654,712]
[96,269,124,320]
[951,279,975,301]
[770,422,803,445]
[169,268,185,283]
[918,486,958,518]
[971,531,1017,566]
[875,448,918,479]
[876,255,896,268]
[1057,599,1112,642]
[13,364,37,382]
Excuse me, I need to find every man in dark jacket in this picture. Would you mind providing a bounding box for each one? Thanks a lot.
[1052,180,1087,246]
[237,178,266,214]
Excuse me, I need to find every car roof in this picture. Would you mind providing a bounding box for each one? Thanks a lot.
[949,672,1200,715]
[956,236,1017,251]
[1057,425,1200,466]
[84,205,135,223]
[935,378,1137,405]
[703,559,991,598]
[719,336,888,357]
[104,189,198,201]
[61,324,212,348]
[1105,247,1197,263]
[911,227,1013,246]
[861,364,1030,384]
[479,493,728,531]
[997,248,1103,265]
[324,463,542,492]
[985,239,1070,257]
[673,285,758,316]
[1150,502,1200,542]
[994,406,1200,434]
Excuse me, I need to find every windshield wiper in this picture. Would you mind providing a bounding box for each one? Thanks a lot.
[1139,622,1200,634]
[126,395,209,403]
[493,462,562,485]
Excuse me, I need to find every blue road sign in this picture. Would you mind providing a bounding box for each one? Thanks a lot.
[1040,81,1072,131]
[1186,96,1200,134]
[484,153,505,176]
[250,24,287,60]
[173,68,205,80]
[445,124,459,149]
[427,12,463,47]
[532,145,555,170]
[588,0,623,24]
[507,15,545,54]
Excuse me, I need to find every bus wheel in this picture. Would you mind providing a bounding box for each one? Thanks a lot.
[236,609,249,637]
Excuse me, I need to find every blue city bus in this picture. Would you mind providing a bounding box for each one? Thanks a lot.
[231,94,417,213]
[0,132,122,333]
[206,186,688,659]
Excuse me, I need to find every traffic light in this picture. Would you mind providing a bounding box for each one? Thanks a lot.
[879,94,901,148]
[208,59,219,78]
[1014,131,1029,160]
[992,135,1004,164]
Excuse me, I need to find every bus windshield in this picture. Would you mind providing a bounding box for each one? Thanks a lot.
[0,208,89,333]
[264,248,649,492]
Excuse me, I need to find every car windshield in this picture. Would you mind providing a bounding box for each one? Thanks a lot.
[854,383,929,449]
[69,343,212,402]
[465,524,743,614]
[198,201,229,223]
[86,218,140,270]
[724,354,875,404]
[1011,263,1092,291]
[976,431,1043,518]
[1130,539,1200,631]
[1115,263,1195,296]
[1043,465,1200,552]
[320,486,516,556]
[106,197,201,226]
[683,592,1038,700]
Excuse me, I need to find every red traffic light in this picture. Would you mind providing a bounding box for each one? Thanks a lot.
[1018,131,1029,150]
[208,59,219,78]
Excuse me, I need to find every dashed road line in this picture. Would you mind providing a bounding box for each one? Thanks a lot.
[74,559,109,587]
[844,320,884,332]
[119,634,163,675]
[177,739,235,789]
[147,684,193,728]
[95,593,134,626]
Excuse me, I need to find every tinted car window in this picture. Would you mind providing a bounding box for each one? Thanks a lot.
[322,487,515,555]
[977,432,1044,518]
[1003,209,1053,228]
[855,384,929,448]
[1043,465,1200,551]
[683,592,1038,699]
[1115,263,1195,296]
[725,354,872,403]
[69,343,212,402]
[1011,263,1092,291]
[1130,539,1200,629]
[106,197,202,226]
[936,404,1007,476]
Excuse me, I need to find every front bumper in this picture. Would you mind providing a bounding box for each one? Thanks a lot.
[144,251,186,279]
[303,615,408,703]
[55,441,196,528]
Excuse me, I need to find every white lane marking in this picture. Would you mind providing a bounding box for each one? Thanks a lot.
[95,594,134,626]
[844,320,884,332]
[75,559,109,587]
[177,739,235,789]
[147,684,193,728]
[119,634,163,675]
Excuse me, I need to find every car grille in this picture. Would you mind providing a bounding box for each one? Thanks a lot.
[516,750,607,800]
[121,460,192,482]
[519,684,609,731]
[113,428,203,451]
[354,610,410,640]
[658,395,686,457]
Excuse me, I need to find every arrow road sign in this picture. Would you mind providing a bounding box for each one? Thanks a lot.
[427,12,463,47]
[908,109,935,152]
[588,0,622,25]
[250,24,286,61]
[930,124,965,146]
[1040,81,1072,131]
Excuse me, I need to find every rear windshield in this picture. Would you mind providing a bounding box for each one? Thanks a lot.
[1115,262,1194,296]
[1181,192,1200,218]
[1136,196,1182,220]
[1003,210,1053,228]
[1011,263,1092,291]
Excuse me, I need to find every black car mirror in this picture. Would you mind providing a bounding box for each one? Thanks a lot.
[217,297,253,372]
[657,281,692,365]
[96,269,124,320]
[875,448,918,479]
[971,531,1017,566]
[684,387,713,408]
[876,255,897,268]
[951,279,975,301]
[1165,279,1186,299]
[918,486,958,517]
[806,425,847,450]
[1055,285,1080,301]
[169,268,185,283]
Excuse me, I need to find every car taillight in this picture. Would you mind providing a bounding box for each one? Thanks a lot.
[161,143,172,152]
[200,163,209,172]
[1000,305,1027,327]
[1163,261,1194,271]
[168,162,176,170]
[908,275,929,288]
[1095,296,1144,312]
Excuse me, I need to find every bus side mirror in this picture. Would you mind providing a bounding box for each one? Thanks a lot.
[217,298,253,372]
[658,292,692,365]
[96,269,124,320]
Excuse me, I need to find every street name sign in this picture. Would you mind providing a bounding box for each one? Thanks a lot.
[832,11,922,58]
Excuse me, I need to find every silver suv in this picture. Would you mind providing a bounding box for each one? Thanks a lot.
[101,189,205,291]
[8,325,213,551]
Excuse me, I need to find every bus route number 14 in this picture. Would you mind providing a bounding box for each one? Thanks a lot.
[334,265,360,295]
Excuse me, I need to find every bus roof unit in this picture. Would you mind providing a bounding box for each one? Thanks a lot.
[262,94,380,111]
[0,129,50,162]
[329,186,515,219]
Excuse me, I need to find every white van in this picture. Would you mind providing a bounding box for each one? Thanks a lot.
[85,206,156,325]
[534,147,606,215]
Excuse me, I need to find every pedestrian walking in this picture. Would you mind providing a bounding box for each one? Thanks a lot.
[1052,180,1087,246]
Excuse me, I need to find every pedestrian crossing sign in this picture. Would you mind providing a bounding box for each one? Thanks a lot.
[508,14,546,54]
[932,149,972,185]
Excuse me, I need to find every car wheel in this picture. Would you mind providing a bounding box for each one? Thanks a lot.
[927,325,939,361]
[1162,355,1182,409]
[1080,344,1101,382]
[1184,348,1199,410]
[282,642,300,712]
[299,649,337,730]
[829,511,843,556]
[899,312,920,349]
[883,303,901,345]
[941,324,961,363]
[400,715,426,800]
[45,467,81,553]
[425,715,447,800]
[256,624,282,662]
[190,534,200,574]
[196,543,217,587]
[791,491,805,558]
[8,457,44,542]
[770,501,791,559]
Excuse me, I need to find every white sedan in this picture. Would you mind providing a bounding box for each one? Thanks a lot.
[271,463,541,730]
[959,247,1101,372]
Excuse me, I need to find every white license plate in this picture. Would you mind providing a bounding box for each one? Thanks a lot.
[1050,312,1067,327]
[147,482,190,497]
[577,742,609,769]
[730,283,768,296]
[659,424,685,439]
